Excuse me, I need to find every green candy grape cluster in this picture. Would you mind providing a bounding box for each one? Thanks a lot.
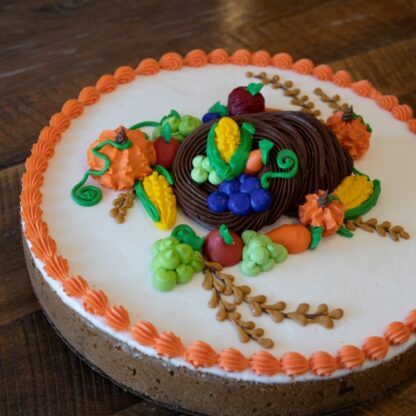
[191,155,222,185]
[151,237,204,291]
[152,114,201,143]
[240,230,288,277]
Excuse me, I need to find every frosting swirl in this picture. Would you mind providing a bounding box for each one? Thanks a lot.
[173,111,353,233]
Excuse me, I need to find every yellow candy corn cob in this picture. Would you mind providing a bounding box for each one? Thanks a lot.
[214,117,241,162]
[142,172,176,230]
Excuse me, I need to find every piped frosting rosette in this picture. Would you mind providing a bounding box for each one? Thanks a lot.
[172,111,353,233]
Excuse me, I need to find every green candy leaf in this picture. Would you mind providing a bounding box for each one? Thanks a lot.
[259,139,274,165]
[161,123,172,143]
[208,101,228,117]
[246,82,264,96]
[154,164,174,185]
[309,226,323,250]
[171,224,205,251]
[337,224,354,238]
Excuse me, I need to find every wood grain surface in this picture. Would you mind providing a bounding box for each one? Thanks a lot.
[0,0,415,415]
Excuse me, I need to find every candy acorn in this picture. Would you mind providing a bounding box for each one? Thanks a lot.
[227,83,265,116]
[153,123,181,169]
[203,225,243,267]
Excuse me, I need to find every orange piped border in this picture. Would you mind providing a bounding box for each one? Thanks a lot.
[20,49,416,378]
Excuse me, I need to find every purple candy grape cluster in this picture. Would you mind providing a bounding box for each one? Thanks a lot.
[207,174,272,216]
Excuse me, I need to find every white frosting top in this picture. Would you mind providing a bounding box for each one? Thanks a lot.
[31,64,416,382]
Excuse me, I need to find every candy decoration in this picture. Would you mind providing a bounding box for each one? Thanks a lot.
[202,112,222,123]
[207,121,254,181]
[240,230,288,276]
[153,123,181,169]
[72,132,133,206]
[214,117,241,162]
[244,149,263,174]
[227,192,251,216]
[141,171,176,230]
[86,126,156,191]
[227,83,265,116]
[207,192,229,213]
[327,107,372,160]
[170,224,205,251]
[260,149,299,189]
[151,237,204,291]
[333,172,374,210]
[152,110,201,143]
[299,191,345,237]
[191,155,222,185]
[203,225,243,267]
[207,174,272,216]
[266,224,311,254]
[342,169,381,221]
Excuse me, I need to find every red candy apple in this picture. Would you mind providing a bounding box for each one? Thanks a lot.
[227,83,265,116]
[203,225,243,267]
[154,123,181,169]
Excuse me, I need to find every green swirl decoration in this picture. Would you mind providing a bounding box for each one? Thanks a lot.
[71,139,132,207]
[260,149,299,189]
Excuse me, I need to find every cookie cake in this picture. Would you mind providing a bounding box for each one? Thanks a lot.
[21,49,416,416]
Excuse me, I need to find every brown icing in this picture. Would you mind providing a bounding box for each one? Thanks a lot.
[172,111,353,233]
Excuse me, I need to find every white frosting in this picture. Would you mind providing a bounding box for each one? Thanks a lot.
[30,65,416,382]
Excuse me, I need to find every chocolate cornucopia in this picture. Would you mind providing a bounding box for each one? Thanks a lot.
[172,111,353,233]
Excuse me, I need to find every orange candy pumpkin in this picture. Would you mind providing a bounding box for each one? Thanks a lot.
[87,126,156,191]
[327,107,371,160]
[266,224,311,254]
[299,190,345,237]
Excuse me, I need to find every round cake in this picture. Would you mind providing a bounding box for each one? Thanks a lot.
[21,49,416,416]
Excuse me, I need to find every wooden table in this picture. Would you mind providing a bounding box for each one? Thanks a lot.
[1,0,415,414]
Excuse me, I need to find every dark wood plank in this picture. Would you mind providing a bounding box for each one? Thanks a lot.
[0,163,39,324]
[1,0,416,167]
[0,311,139,416]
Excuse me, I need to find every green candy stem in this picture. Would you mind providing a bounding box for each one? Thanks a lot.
[219,224,234,245]
[134,181,160,222]
[171,224,205,251]
[308,226,323,250]
[260,149,299,189]
[129,120,160,130]
[208,101,228,116]
[259,139,274,164]
[246,82,263,96]
[71,139,132,207]
[161,123,172,143]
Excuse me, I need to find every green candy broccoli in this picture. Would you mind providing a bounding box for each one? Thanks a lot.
[240,230,288,277]
[151,237,204,291]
